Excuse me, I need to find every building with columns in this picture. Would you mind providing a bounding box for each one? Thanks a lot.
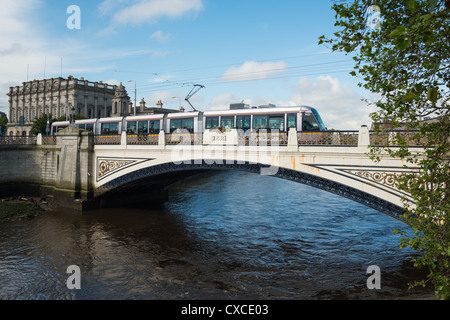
[6,76,180,136]
[6,76,125,136]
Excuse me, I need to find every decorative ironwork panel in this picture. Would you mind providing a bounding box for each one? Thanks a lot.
[166,133,202,145]
[127,134,158,145]
[238,131,287,146]
[298,131,359,146]
[369,130,425,147]
[0,136,36,145]
[42,136,57,145]
[94,135,121,145]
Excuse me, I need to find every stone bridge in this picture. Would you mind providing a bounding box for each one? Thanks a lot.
[0,126,422,220]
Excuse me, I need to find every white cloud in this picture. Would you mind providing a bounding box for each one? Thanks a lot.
[98,0,131,17]
[283,75,375,130]
[0,0,48,113]
[208,93,243,110]
[222,61,287,82]
[150,30,171,42]
[111,0,203,25]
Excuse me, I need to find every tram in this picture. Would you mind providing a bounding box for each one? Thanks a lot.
[51,105,326,135]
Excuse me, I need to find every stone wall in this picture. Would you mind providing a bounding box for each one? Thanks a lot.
[0,127,94,210]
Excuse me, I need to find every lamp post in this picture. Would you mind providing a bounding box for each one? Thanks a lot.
[172,96,181,109]
[70,106,76,127]
[128,80,137,116]
[46,114,50,136]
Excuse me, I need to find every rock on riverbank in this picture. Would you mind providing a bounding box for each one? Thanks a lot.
[0,196,53,221]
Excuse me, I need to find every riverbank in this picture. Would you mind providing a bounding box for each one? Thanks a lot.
[0,196,53,221]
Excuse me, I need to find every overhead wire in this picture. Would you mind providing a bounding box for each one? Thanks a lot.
[132,59,354,94]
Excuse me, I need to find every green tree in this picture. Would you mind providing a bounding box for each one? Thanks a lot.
[30,113,53,136]
[0,112,8,136]
[30,113,89,136]
[319,0,449,299]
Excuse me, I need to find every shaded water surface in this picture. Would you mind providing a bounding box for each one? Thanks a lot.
[0,171,433,299]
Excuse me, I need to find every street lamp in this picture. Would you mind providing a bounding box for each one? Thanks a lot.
[172,96,181,108]
[128,80,137,116]
[70,106,76,127]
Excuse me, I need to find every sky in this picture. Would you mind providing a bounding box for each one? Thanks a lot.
[0,0,379,129]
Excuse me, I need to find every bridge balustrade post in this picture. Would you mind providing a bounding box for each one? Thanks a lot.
[158,130,166,147]
[358,125,370,148]
[53,126,94,208]
[121,131,127,146]
[287,128,298,151]
[36,133,43,146]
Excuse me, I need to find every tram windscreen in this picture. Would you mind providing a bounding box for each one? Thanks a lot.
[311,108,326,131]
[302,113,321,131]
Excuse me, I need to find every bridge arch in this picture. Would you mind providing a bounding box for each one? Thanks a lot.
[94,160,406,221]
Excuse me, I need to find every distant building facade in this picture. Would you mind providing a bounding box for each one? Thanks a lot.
[7,76,120,136]
[6,76,181,136]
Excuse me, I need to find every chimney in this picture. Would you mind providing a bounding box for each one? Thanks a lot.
[140,98,146,112]
[156,100,163,108]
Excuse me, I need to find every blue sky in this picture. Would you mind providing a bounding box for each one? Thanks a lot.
[0,0,378,129]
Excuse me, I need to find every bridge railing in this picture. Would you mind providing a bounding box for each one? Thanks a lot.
[94,135,121,145]
[127,134,159,145]
[165,133,203,145]
[240,131,288,146]
[42,136,57,145]
[369,130,426,147]
[298,131,359,146]
[0,135,36,145]
[90,128,428,148]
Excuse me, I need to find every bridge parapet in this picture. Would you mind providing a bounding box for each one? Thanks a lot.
[85,126,372,149]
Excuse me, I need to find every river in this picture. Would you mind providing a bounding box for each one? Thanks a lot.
[0,171,434,300]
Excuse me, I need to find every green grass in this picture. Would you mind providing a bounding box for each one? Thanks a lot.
[0,202,43,220]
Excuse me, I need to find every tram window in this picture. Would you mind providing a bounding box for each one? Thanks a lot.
[127,121,137,134]
[137,121,148,134]
[302,114,320,131]
[171,118,194,133]
[269,116,284,131]
[86,123,94,132]
[236,116,251,130]
[182,118,194,133]
[253,115,268,130]
[170,119,181,132]
[287,114,297,128]
[205,117,219,129]
[149,120,160,134]
[221,116,234,129]
[102,122,119,134]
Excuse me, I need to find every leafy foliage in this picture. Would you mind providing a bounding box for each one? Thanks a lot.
[30,113,53,136]
[30,113,88,136]
[320,0,449,299]
[0,112,8,135]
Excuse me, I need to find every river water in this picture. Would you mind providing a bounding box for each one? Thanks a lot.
[0,171,434,300]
